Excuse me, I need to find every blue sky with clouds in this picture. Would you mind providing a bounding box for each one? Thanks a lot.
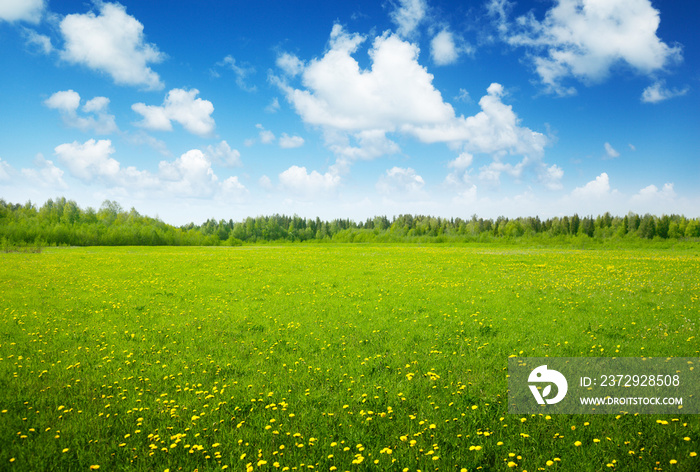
[1,0,698,225]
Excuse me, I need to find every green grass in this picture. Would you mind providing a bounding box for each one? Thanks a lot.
[0,245,698,471]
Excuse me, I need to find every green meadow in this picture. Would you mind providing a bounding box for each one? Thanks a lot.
[0,245,698,471]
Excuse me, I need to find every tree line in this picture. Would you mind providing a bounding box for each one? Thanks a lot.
[1,197,699,248]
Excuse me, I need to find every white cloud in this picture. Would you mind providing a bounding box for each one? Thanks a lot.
[280,26,453,132]
[0,0,44,23]
[571,172,613,199]
[266,97,281,113]
[276,25,553,190]
[445,152,474,188]
[158,150,219,197]
[45,90,117,134]
[430,29,471,66]
[259,175,273,191]
[452,184,478,206]
[204,141,242,167]
[276,52,305,77]
[404,83,548,156]
[20,154,67,188]
[431,29,458,65]
[641,80,689,103]
[455,88,472,103]
[221,176,248,199]
[213,55,256,91]
[493,0,683,95]
[132,88,215,137]
[448,152,474,170]
[631,182,676,202]
[540,164,564,190]
[279,133,305,149]
[59,2,164,90]
[45,89,81,111]
[376,166,425,195]
[478,159,527,186]
[390,0,428,38]
[255,124,276,144]
[279,165,340,197]
[54,139,120,182]
[328,129,400,161]
[22,27,52,54]
[604,142,620,158]
[125,131,170,157]
[0,158,13,181]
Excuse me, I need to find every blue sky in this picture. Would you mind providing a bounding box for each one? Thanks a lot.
[1,0,698,225]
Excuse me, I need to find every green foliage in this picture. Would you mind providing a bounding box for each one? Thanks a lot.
[0,198,698,247]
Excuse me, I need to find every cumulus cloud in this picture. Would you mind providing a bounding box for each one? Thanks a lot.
[376,166,425,196]
[132,88,215,137]
[571,172,613,199]
[49,139,245,198]
[448,152,474,170]
[328,130,400,161]
[0,0,44,23]
[445,152,474,188]
[430,29,471,66]
[54,139,120,182]
[278,28,546,158]
[221,176,248,199]
[404,83,548,156]
[539,164,564,190]
[604,142,620,159]
[253,124,276,144]
[641,80,689,103]
[279,26,453,132]
[158,150,219,197]
[491,0,683,95]
[204,141,242,167]
[275,24,556,191]
[390,0,428,38]
[478,159,527,186]
[45,90,117,134]
[279,165,340,198]
[20,154,67,188]
[279,133,305,149]
[631,182,676,202]
[59,2,164,90]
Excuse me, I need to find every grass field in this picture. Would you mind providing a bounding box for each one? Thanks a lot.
[0,245,698,471]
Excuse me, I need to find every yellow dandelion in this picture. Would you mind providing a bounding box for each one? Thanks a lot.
[546,460,554,466]
[62,448,69,453]
[670,459,677,465]
[574,441,582,447]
